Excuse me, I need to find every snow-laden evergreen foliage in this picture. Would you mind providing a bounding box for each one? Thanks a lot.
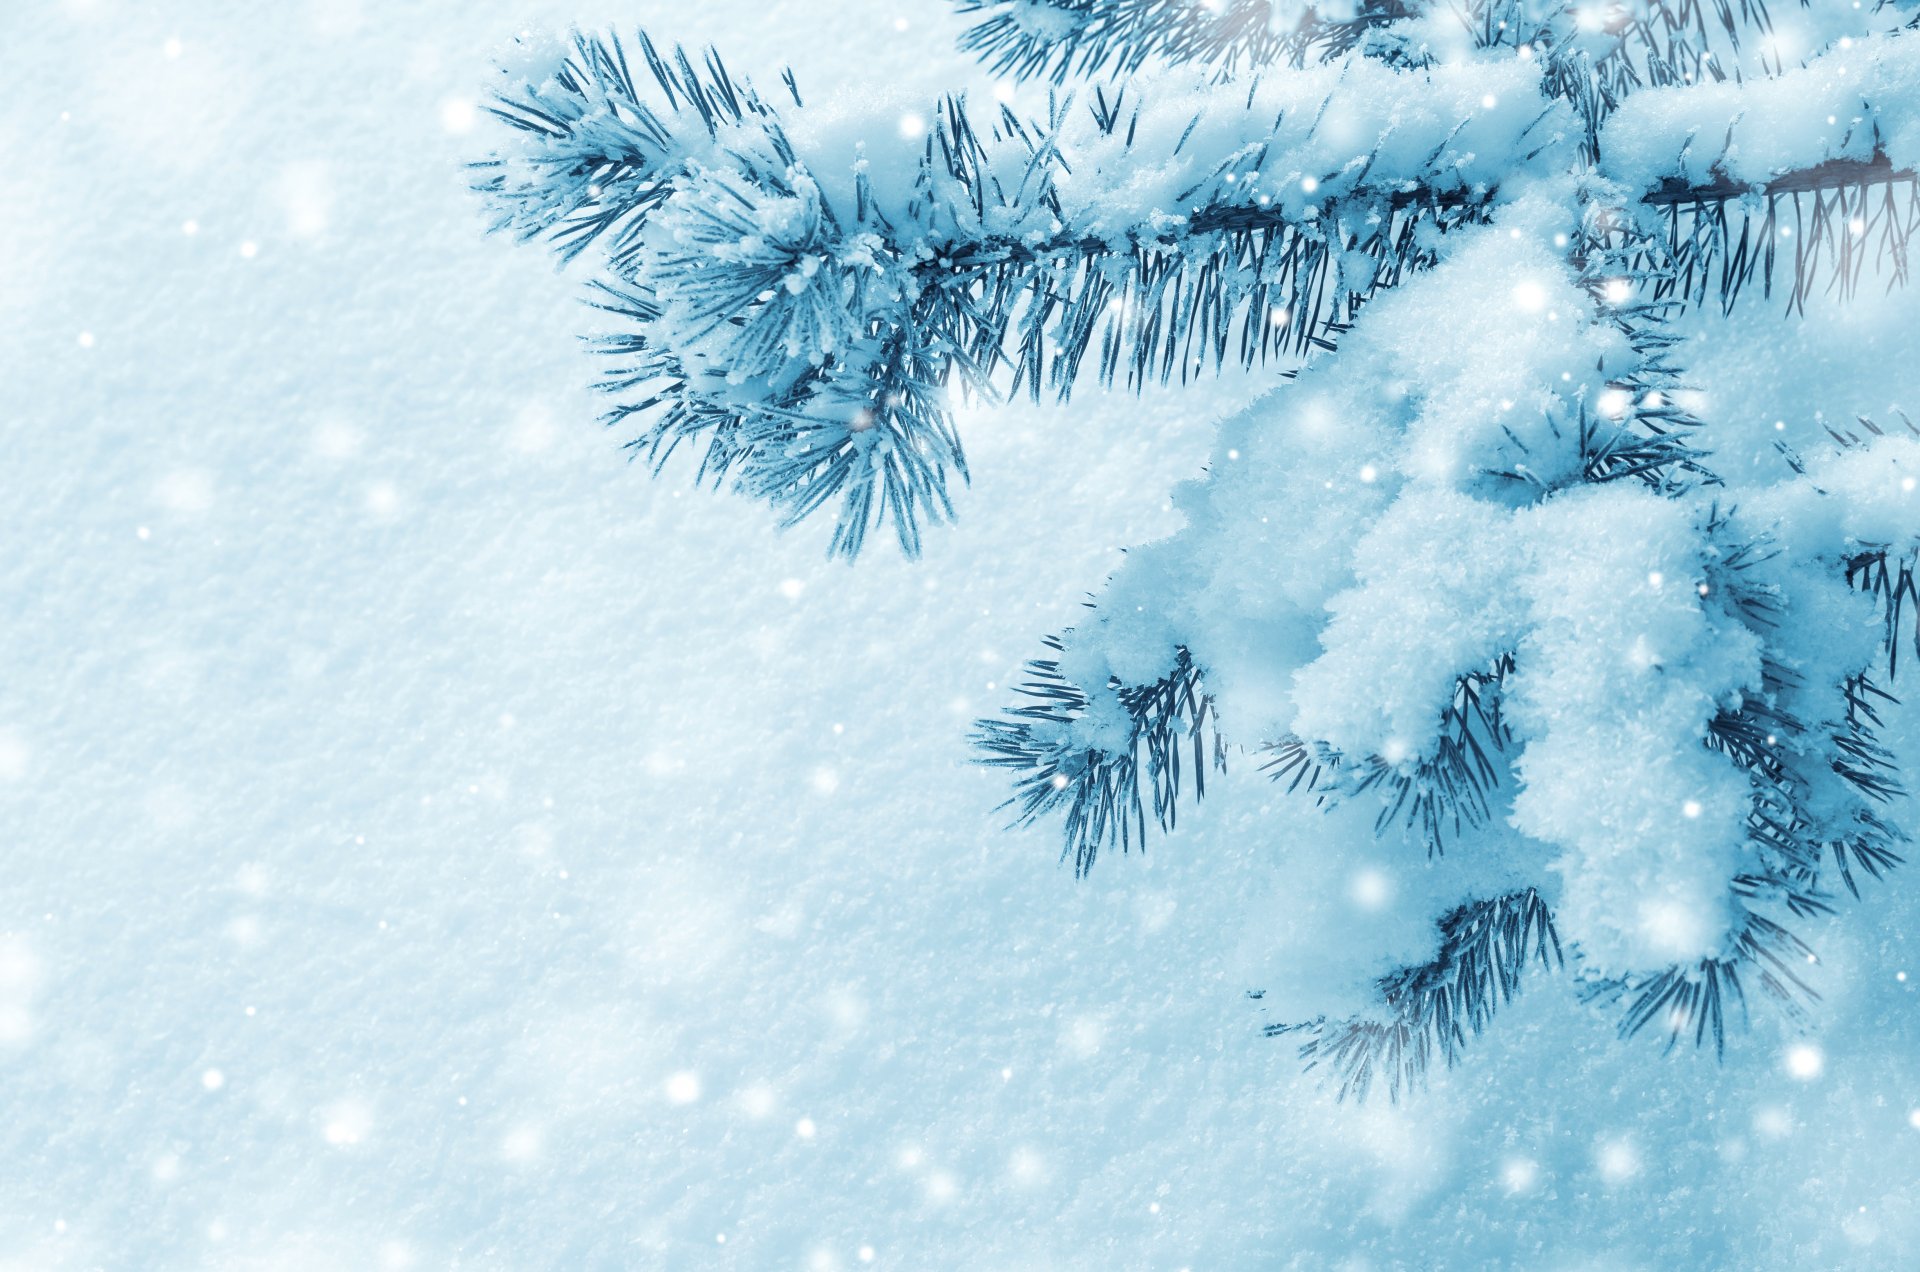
[477,1,1920,1094]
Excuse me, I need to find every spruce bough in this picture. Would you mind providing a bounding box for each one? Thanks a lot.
[477,1,1920,1098]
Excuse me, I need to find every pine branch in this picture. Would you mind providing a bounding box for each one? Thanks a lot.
[1590,911,1818,1057]
[1703,517,1908,908]
[1601,28,1920,308]
[591,282,971,558]
[1779,410,1920,680]
[1584,0,1808,103]
[949,0,1849,163]
[1583,528,1855,1047]
[476,32,1565,553]
[973,641,1223,875]
[1559,204,1726,488]
[950,0,1413,83]
[1268,888,1562,1102]
[472,32,788,260]
[1848,540,1920,677]
[1637,158,1920,312]
[1810,671,1909,909]
[1261,656,1517,856]
[1706,652,1909,920]
[483,12,1920,1087]
[475,32,974,556]
[877,66,1563,393]
[1777,411,1920,676]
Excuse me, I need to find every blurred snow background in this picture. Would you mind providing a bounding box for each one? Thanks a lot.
[4,1,1920,1267]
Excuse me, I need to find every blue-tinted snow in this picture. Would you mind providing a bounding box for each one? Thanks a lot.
[5,2,1919,1267]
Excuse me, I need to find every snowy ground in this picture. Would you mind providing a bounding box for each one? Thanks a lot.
[6,1,1920,1268]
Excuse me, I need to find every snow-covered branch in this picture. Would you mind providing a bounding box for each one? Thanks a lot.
[476,30,1569,554]
[1271,887,1562,1103]
[950,0,1411,82]
[1603,28,1920,306]
[483,7,1920,1095]
[977,186,1920,1076]
[973,640,1222,875]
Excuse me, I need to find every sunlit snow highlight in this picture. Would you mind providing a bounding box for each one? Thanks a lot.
[1596,1139,1639,1182]
[1785,1044,1824,1080]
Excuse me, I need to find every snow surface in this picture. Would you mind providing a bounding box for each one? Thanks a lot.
[7,1,1920,1268]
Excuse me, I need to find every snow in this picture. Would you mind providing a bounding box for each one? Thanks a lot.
[1506,486,1758,970]
[7,1,1920,1269]
[1002,0,1086,43]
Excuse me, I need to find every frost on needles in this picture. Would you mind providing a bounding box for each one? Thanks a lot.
[475,1,1920,1097]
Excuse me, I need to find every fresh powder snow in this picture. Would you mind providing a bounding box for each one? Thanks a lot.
[8,1,1920,1268]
